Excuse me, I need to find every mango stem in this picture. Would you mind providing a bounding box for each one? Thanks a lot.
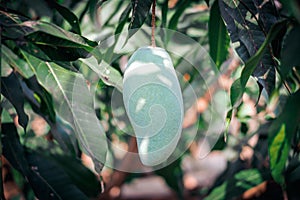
[151,0,156,47]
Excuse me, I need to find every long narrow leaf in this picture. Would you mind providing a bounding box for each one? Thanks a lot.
[39,62,107,173]
[209,0,229,69]
[22,54,108,173]
[1,72,29,129]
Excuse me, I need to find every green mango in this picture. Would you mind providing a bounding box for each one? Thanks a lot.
[123,46,183,166]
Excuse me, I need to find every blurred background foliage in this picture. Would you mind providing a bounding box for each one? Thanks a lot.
[0,0,300,199]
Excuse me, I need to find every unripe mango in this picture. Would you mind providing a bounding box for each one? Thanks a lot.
[123,46,183,166]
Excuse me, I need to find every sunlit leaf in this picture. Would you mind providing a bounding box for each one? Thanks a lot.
[79,56,123,92]
[2,45,35,78]
[30,60,107,173]
[268,90,300,184]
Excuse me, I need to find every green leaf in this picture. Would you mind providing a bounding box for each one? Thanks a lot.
[2,45,35,78]
[280,24,300,79]
[209,0,229,69]
[219,0,279,96]
[129,0,153,30]
[1,72,29,129]
[168,0,191,30]
[269,124,289,184]
[30,59,107,173]
[205,169,270,200]
[230,78,242,107]
[268,90,300,185]
[79,57,123,92]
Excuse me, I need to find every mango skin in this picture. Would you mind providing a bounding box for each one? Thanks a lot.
[123,46,183,166]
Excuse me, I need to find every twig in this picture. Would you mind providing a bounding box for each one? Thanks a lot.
[151,0,156,47]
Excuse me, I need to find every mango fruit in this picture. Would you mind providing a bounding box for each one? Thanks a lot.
[123,46,183,166]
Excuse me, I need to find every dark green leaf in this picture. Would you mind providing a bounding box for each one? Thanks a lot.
[240,20,288,94]
[160,0,168,28]
[219,0,279,96]
[46,0,81,34]
[116,4,132,35]
[0,10,96,61]
[24,136,101,197]
[1,72,29,128]
[280,24,300,79]
[43,152,102,197]
[25,151,89,200]
[25,75,56,123]
[281,0,300,23]
[230,20,288,106]
[129,0,153,30]
[0,9,28,39]
[268,90,300,184]
[205,169,271,200]
[49,116,79,156]
[22,24,96,61]
[2,123,60,199]
[286,160,300,183]
[209,0,229,69]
